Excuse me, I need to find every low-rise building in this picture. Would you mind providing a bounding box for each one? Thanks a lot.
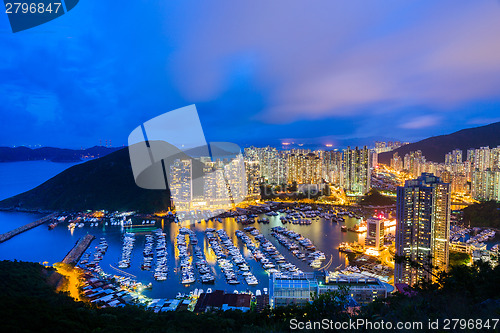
[269,271,390,308]
[194,290,252,312]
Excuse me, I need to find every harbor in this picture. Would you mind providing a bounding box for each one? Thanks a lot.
[62,234,96,265]
[0,205,370,299]
[0,213,56,243]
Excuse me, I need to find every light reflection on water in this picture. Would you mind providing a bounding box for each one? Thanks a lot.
[0,212,363,299]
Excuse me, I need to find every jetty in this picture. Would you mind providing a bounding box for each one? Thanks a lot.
[62,234,95,265]
[0,213,57,243]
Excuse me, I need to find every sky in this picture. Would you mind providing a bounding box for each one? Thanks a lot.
[1,0,500,149]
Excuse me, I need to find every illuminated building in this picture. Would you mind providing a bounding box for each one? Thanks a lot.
[471,168,500,201]
[403,151,425,178]
[223,155,247,202]
[395,173,451,286]
[365,217,384,251]
[269,271,389,308]
[374,141,405,154]
[249,146,287,185]
[445,149,463,166]
[169,159,193,209]
[244,159,260,197]
[287,152,322,185]
[323,150,343,185]
[390,152,403,172]
[343,146,371,195]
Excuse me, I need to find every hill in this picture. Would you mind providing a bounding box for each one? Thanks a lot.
[0,148,171,213]
[378,121,500,164]
[0,146,121,162]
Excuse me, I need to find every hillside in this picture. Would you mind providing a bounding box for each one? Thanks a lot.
[0,146,121,162]
[462,201,500,228]
[378,121,500,164]
[1,259,499,332]
[0,148,171,213]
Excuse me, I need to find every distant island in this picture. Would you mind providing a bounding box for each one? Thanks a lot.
[0,146,121,163]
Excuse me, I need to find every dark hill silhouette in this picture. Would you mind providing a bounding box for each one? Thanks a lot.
[379,122,500,164]
[0,146,121,162]
[0,148,171,213]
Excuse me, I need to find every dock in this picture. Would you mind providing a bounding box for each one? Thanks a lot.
[0,213,57,243]
[62,234,95,265]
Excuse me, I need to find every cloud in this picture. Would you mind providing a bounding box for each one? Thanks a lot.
[399,115,441,129]
[467,117,500,125]
[169,1,500,124]
[2,0,500,147]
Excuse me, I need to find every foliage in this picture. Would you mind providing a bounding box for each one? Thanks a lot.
[449,251,471,267]
[2,259,500,332]
[0,148,171,213]
[462,201,500,228]
[359,189,395,206]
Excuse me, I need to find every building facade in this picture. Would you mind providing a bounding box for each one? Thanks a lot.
[343,146,371,195]
[395,173,451,286]
[269,271,389,308]
[365,217,384,250]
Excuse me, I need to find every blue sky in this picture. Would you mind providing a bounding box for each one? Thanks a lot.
[1,0,500,149]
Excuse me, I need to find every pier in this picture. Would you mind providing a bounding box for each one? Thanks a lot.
[0,213,57,243]
[62,234,95,265]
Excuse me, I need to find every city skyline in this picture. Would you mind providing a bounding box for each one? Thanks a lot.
[2,1,500,329]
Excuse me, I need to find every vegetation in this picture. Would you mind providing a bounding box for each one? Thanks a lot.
[462,201,500,228]
[359,189,396,206]
[0,260,278,333]
[1,259,500,332]
[0,148,171,213]
[449,251,471,267]
[378,121,500,164]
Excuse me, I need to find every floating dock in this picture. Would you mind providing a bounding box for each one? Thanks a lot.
[62,234,95,265]
[0,213,57,243]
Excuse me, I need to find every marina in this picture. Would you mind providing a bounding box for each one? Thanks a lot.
[0,207,369,299]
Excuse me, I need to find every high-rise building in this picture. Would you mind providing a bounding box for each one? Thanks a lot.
[390,152,403,172]
[244,159,260,197]
[322,150,343,185]
[365,217,384,251]
[445,149,463,166]
[404,151,425,178]
[287,152,322,185]
[395,173,451,286]
[249,146,287,185]
[471,168,500,201]
[169,159,193,209]
[343,146,371,195]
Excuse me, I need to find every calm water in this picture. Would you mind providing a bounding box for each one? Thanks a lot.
[0,212,363,298]
[0,161,80,200]
[0,161,365,299]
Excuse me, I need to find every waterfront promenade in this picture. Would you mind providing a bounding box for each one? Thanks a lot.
[62,234,95,265]
[0,213,57,243]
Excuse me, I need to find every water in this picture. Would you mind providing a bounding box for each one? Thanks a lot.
[0,212,363,299]
[0,161,80,200]
[0,160,365,299]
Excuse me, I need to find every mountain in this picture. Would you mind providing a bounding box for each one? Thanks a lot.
[378,122,500,164]
[0,148,171,213]
[0,146,121,162]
